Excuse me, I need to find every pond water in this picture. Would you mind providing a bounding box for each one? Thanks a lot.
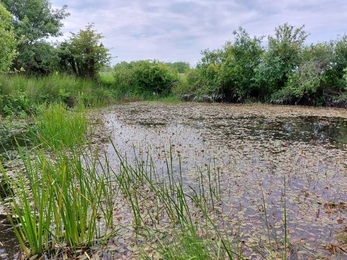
[102,102,347,258]
[1,102,347,258]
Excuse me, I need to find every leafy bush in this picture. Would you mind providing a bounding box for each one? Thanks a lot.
[113,62,137,97]
[196,27,264,100]
[133,60,179,95]
[165,61,191,73]
[113,60,179,97]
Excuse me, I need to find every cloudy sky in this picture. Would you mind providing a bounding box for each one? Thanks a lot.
[51,0,347,66]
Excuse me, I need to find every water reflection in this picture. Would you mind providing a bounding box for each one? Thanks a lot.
[217,116,347,147]
[279,116,347,145]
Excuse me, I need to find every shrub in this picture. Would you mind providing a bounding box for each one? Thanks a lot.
[113,60,179,98]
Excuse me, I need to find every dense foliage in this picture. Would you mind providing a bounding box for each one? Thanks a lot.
[0,74,114,116]
[0,3,17,72]
[165,61,190,73]
[194,27,264,101]
[174,24,347,106]
[1,0,69,74]
[0,0,347,108]
[0,0,110,78]
[109,24,347,107]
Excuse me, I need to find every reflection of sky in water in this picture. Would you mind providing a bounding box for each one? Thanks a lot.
[104,118,209,176]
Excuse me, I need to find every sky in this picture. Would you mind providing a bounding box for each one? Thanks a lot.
[50,0,347,66]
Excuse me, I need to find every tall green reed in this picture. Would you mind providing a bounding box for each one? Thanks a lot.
[0,146,117,258]
[0,147,54,257]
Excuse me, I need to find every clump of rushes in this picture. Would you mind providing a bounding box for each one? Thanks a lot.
[0,146,116,258]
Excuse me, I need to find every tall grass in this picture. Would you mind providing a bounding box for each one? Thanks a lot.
[0,74,114,116]
[99,72,115,87]
[32,103,87,150]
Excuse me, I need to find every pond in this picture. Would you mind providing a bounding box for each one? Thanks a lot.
[101,102,347,258]
[1,102,347,258]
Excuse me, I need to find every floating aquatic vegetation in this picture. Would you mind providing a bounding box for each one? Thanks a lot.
[100,102,347,258]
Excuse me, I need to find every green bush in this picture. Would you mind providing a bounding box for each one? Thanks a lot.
[134,60,179,95]
[113,61,137,97]
[113,60,179,98]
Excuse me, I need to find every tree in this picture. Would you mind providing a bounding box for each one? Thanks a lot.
[256,23,309,97]
[219,27,264,99]
[283,43,334,104]
[0,3,17,72]
[196,27,264,100]
[59,24,111,79]
[323,35,347,92]
[1,0,69,73]
[195,48,223,95]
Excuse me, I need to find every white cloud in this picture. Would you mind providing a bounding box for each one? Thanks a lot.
[51,0,347,65]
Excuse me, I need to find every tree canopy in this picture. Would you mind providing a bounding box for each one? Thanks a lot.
[2,0,69,42]
[1,0,69,73]
[0,3,17,73]
[177,23,347,106]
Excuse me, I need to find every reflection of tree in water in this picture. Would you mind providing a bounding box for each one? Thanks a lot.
[291,116,347,145]
[247,116,347,146]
